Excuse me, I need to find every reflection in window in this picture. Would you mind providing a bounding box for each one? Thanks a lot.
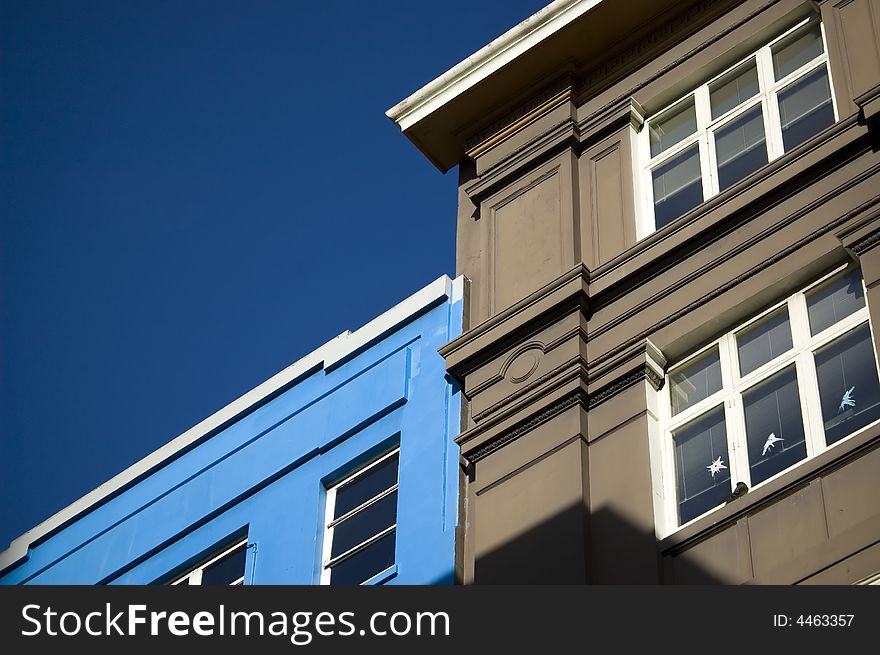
[714,106,768,192]
[652,144,703,229]
[670,346,722,416]
[736,307,793,376]
[710,59,759,119]
[778,66,834,151]
[806,268,866,335]
[673,406,731,525]
[815,324,880,445]
[772,21,825,80]
[650,98,697,157]
[742,365,807,485]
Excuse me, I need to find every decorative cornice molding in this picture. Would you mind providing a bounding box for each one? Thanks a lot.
[851,229,880,255]
[466,392,587,463]
[466,77,574,153]
[579,0,739,99]
[588,364,663,410]
[579,0,778,127]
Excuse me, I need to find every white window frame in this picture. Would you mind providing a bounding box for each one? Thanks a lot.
[170,538,248,585]
[320,447,399,585]
[657,264,880,537]
[638,15,838,239]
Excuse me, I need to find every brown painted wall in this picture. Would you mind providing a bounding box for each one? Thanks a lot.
[443,0,880,584]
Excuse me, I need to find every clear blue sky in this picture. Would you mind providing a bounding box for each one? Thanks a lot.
[0,0,548,551]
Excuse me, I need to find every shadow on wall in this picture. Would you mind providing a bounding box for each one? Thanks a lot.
[472,504,725,585]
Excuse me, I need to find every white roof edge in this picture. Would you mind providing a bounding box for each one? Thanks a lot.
[0,274,463,572]
[385,0,604,132]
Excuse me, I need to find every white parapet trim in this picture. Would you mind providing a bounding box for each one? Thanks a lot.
[0,274,464,573]
[385,0,604,132]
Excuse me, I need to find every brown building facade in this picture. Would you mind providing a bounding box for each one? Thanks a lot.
[388,0,880,584]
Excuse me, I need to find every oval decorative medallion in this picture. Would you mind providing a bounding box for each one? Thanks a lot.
[505,347,541,383]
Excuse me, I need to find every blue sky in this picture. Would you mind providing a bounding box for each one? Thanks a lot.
[0,0,548,551]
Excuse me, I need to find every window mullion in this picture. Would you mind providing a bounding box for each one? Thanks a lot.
[819,21,839,121]
[694,85,715,199]
[723,334,751,489]
[757,45,784,161]
[797,348,826,458]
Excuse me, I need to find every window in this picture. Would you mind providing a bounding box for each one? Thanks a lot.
[171,539,248,585]
[321,448,399,585]
[660,266,880,532]
[641,16,836,235]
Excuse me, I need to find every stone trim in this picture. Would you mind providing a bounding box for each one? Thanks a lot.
[466,392,587,463]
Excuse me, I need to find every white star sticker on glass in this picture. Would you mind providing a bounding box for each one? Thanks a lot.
[838,386,856,413]
[707,456,727,478]
[762,432,783,456]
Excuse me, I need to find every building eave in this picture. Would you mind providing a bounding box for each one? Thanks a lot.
[386,0,714,172]
[386,0,603,133]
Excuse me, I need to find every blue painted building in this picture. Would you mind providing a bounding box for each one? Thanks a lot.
[0,276,464,585]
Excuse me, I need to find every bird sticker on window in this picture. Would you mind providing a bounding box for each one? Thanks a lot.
[762,432,783,456]
[838,386,856,414]
[707,456,727,478]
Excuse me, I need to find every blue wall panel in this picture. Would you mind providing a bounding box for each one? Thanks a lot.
[0,279,463,586]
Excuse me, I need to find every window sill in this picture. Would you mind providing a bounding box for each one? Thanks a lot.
[361,564,397,586]
[658,418,880,554]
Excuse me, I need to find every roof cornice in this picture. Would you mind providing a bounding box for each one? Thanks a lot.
[386,0,603,133]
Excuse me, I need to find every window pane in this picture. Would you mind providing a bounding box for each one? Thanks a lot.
[670,346,722,416]
[649,98,697,157]
[710,59,759,119]
[815,324,880,445]
[772,21,824,81]
[329,531,395,586]
[742,364,807,485]
[652,144,703,229]
[714,105,768,191]
[673,406,730,525]
[806,269,865,336]
[778,65,834,151]
[334,452,398,519]
[736,307,793,376]
[200,544,246,585]
[331,490,397,558]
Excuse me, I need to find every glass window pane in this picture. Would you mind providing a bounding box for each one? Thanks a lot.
[806,269,865,336]
[652,144,703,229]
[742,364,807,485]
[329,531,396,586]
[713,105,768,191]
[710,59,759,119]
[736,307,793,376]
[331,491,397,558]
[673,406,730,525]
[772,21,825,80]
[649,98,697,157]
[815,324,880,445]
[778,65,834,151]
[334,452,398,519]
[200,544,246,585]
[670,346,723,416]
